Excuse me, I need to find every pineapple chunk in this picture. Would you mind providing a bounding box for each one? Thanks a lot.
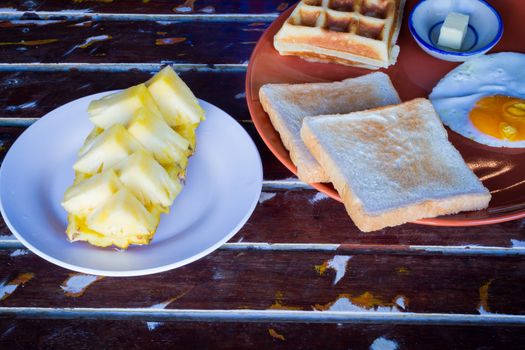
[175,123,198,155]
[114,150,182,209]
[62,169,122,215]
[146,66,205,126]
[73,124,142,175]
[87,188,158,238]
[127,107,190,165]
[88,84,162,129]
[66,214,152,248]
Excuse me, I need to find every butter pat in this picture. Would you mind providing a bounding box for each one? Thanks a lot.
[438,12,469,50]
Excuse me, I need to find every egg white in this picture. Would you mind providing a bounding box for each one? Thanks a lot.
[429,52,525,148]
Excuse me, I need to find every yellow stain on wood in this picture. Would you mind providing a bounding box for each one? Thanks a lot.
[478,279,494,312]
[314,292,407,311]
[155,37,186,46]
[396,267,410,275]
[269,291,302,310]
[314,261,328,275]
[249,23,266,27]
[268,328,286,341]
[79,35,112,49]
[156,31,168,35]
[0,272,34,301]
[277,2,289,11]
[0,39,58,46]
[173,0,196,13]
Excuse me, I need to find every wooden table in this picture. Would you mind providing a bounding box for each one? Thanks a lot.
[0,1,524,348]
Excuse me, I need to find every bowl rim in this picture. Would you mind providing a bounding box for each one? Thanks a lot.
[408,0,504,57]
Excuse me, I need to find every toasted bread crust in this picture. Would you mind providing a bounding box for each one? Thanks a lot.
[259,72,401,183]
[301,98,491,231]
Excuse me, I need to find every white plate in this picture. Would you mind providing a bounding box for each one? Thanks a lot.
[0,92,262,277]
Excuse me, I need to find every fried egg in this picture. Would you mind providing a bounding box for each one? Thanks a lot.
[429,52,525,148]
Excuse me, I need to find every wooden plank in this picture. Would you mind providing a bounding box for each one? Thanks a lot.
[1,249,525,315]
[1,0,290,15]
[0,19,268,64]
[0,123,524,248]
[0,319,524,349]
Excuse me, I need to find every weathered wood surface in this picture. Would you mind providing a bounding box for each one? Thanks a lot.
[0,19,268,64]
[1,0,290,15]
[0,70,250,121]
[1,249,525,315]
[1,125,524,249]
[1,319,524,350]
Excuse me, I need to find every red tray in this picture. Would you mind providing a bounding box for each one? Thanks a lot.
[246,0,525,226]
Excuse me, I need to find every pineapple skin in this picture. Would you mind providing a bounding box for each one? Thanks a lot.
[62,66,203,249]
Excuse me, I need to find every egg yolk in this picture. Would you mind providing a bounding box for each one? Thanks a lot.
[469,95,525,141]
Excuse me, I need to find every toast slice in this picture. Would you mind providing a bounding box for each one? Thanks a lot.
[300,98,491,231]
[259,72,400,183]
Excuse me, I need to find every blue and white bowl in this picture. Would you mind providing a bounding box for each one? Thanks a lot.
[409,0,503,62]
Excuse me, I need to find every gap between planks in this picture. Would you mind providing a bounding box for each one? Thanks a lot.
[0,11,278,22]
[1,238,525,256]
[0,63,247,73]
[1,307,525,326]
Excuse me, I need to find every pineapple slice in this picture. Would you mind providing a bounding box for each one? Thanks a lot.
[175,123,198,155]
[87,188,159,238]
[64,66,205,249]
[127,106,190,166]
[114,150,182,209]
[73,124,142,175]
[62,169,122,215]
[146,66,205,126]
[88,84,162,129]
[66,214,154,248]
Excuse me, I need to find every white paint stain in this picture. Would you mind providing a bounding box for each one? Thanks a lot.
[237,236,244,243]
[0,284,18,301]
[325,296,406,313]
[327,255,352,285]
[510,239,525,248]
[174,6,192,13]
[61,274,102,296]
[477,305,495,315]
[394,296,405,310]
[64,35,111,55]
[199,6,215,13]
[309,192,328,204]
[6,101,37,111]
[234,92,246,99]
[59,9,92,13]
[10,249,29,257]
[146,299,175,331]
[370,337,398,350]
[71,21,92,27]
[259,192,276,204]
[0,8,17,12]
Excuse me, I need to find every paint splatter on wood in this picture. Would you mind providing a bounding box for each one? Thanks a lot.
[269,291,302,310]
[315,255,352,285]
[146,287,194,331]
[0,273,34,301]
[478,279,494,314]
[258,192,276,204]
[173,0,196,13]
[396,267,410,275]
[9,249,29,257]
[370,337,399,350]
[511,239,525,248]
[314,292,408,312]
[60,274,104,297]
[0,39,58,46]
[309,192,328,204]
[199,6,215,13]
[268,328,286,341]
[155,37,186,45]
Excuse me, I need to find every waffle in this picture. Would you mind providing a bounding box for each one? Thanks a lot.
[274,0,405,69]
